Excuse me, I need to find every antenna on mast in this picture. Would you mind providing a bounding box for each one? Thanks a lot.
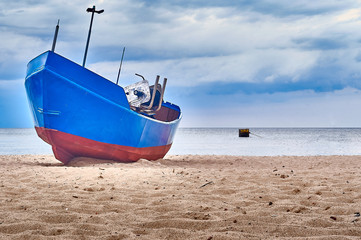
[116,47,126,85]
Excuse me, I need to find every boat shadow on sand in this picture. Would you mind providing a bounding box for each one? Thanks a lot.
[34,156,161,168]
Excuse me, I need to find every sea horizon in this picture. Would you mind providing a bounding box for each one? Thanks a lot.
[1,127,361,156]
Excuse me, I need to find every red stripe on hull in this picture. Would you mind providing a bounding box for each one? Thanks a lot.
[35,127,172,165]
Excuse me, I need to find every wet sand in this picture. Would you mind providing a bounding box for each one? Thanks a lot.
[1,154,361,239]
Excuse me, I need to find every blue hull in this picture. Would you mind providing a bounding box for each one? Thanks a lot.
[25,51,181,164]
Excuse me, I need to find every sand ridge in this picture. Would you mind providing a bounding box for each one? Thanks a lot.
[1,154,361,239]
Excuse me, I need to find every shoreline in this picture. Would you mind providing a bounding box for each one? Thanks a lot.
[1,154,361,239]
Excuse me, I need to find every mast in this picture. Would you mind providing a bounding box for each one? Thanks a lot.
[82,6,104,67]
[51,19,60,52]
[116,47,126,85]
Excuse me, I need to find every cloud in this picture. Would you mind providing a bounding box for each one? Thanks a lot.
[236,0,358,18]
[336,8,361,22]
[82,0,361,96]
[179,87,361,127]
[90,48,318,89]
[3,0,361,83]
[293,37,346,50]
[2,0,361,128]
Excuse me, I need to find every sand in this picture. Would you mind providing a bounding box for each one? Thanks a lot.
[1,155,361,239]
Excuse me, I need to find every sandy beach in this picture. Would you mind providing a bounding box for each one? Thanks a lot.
[1,155,361,239]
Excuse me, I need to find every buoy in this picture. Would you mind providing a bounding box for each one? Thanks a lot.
[239,128,249,137]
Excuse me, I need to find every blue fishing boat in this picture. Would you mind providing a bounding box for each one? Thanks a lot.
[24,7,181,164]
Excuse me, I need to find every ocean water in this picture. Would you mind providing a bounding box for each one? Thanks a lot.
[0,128,52,155]
[1,128,361,156]
[169,128,361,156]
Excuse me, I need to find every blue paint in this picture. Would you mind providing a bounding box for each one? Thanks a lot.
[25,51,181,149]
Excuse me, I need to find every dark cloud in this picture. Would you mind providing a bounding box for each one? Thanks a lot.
[182,61,361,96]
[140,0,355,18]
[0,24,52,39]
[293,37,347,50]
[236,1,353,18]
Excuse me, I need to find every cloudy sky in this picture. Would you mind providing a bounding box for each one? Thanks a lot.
[2,0,361,127]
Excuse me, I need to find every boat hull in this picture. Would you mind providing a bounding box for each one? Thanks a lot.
[25,51,181,164]
[35,127,172,164]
